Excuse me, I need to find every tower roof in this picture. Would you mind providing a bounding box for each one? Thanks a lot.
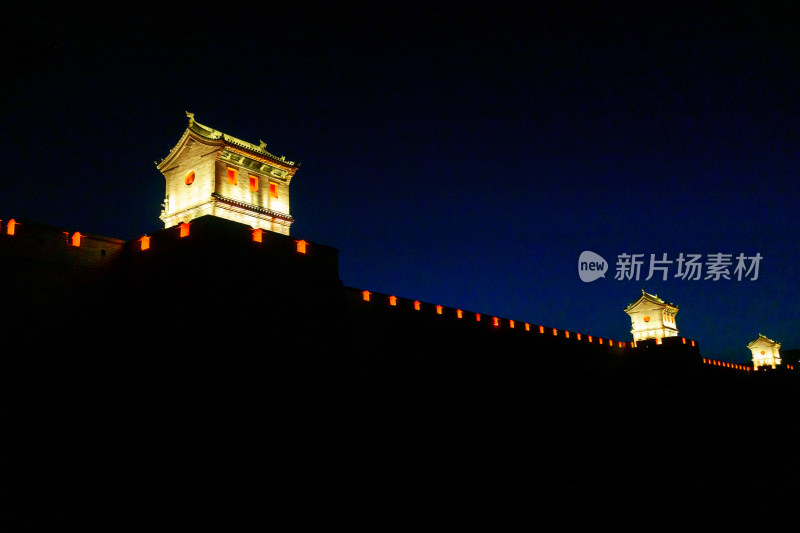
[747,333,780,349]
[157,112,300,172]
[623,289,678,313]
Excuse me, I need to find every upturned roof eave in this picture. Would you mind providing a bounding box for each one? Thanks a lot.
[624,290,679,313]
[186,113,299,169]
[747,333,780,349]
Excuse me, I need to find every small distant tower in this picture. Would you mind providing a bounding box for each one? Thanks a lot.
[624,290,679,342]
[747,334,781,370]
[157,112,299,235]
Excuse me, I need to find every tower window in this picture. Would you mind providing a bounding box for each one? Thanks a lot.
[228,168,238,185]
[270,182,278,198]
[184,171,195,185]
[249,175,258,191]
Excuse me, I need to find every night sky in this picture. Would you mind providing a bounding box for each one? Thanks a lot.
[3,5,799,363]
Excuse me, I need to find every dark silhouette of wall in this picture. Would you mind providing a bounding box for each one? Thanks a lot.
[2,216,797,529]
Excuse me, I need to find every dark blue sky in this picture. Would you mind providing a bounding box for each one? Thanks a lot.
[3,4,799,363]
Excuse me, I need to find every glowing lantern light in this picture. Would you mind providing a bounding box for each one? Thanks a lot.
[539,325,544,334]
[599,338,603,344]
[552,328,557,336]
[682,338,687,344]
[456,309,463,319]
[296,240,307,254]
[252,228,263,243]
[179,223,190,238]
[71,232,82,247]
[525,323,530,331]
[414,301,421,311]
[7,219,16,235]
[565,331,569,338]
[436,305,443,315]
[509,320,515,329]
[577,333,582,340]
[588,336,593,343]
[619,341,624,347]
[389,295,397,306]
[475,313,481,321]
[140,235,150,251]
[493,317,500,327]
[691,340,695,347]
[656,338,662,345]
[362,290,370,302]
[184,170,195,185]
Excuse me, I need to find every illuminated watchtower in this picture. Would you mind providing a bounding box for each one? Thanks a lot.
[624,290,679,342]
[157,113,299,235]
[748,334,781,370]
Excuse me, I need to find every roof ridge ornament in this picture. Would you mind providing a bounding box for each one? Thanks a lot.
[186,111,195,125]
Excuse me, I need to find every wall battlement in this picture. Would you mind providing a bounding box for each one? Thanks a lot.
[0,213,773,374]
